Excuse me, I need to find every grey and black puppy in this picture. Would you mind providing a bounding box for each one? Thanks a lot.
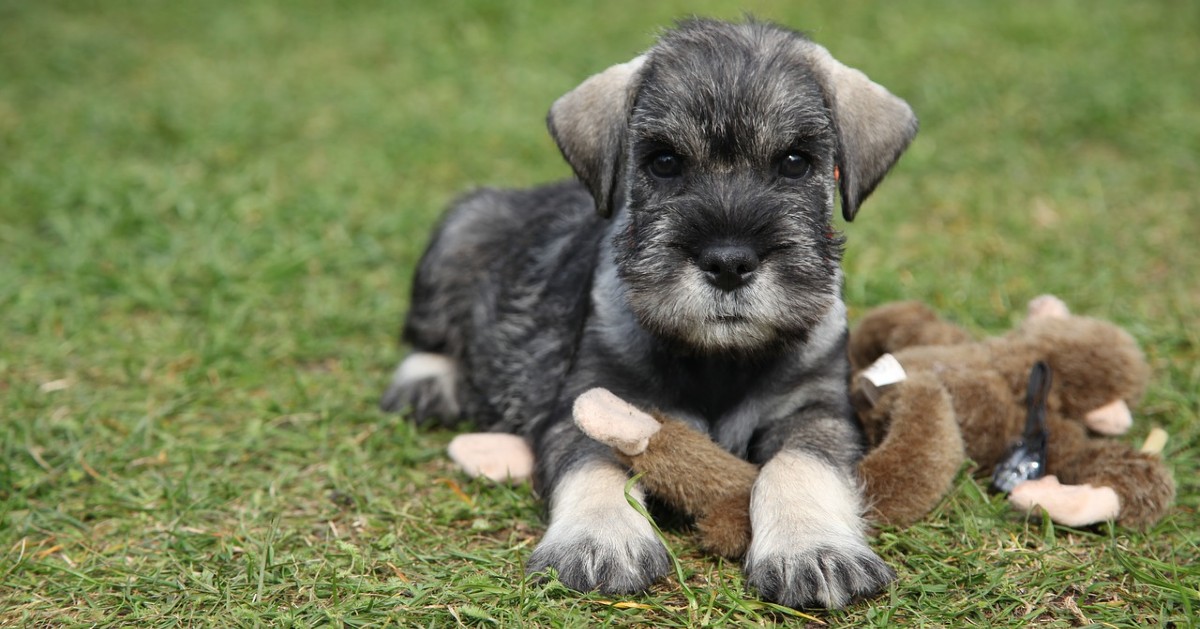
[382,18,917,609]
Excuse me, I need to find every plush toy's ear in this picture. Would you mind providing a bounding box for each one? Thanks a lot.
[805,45,918,222]
[547,56,647,218]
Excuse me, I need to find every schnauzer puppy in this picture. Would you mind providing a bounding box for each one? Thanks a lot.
[382,18,917,609]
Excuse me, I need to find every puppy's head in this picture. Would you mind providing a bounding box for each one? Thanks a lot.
[549,19,917,354]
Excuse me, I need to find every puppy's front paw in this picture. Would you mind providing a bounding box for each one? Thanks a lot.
[526,462,670,594]
[526,525,669,594]
[745,542,895,609]
[745,451,895,609]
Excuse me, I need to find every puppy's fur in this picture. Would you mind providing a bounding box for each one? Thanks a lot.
[382,19,917,609]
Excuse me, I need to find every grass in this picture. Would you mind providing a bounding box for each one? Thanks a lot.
[1,0,1197,626]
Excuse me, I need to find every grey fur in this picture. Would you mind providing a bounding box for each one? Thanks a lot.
[382,18,915,609]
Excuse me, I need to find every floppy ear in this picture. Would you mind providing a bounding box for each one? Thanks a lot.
[547,56,646,218]
[807,45,918,222]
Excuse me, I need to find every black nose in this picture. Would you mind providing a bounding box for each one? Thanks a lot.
[696,244,759,291]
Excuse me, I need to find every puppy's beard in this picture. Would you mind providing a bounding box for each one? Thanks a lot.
[625,264,836,354]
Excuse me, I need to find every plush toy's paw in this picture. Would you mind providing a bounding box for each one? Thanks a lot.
[446,433,534,483]
[573,388,661,456]
[1084,399,1133,435]
[1009,475,1120,527]
[526,462,669,594]
[1027,295,1071,320]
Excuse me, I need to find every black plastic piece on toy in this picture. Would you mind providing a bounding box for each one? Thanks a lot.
[991,361,1052,494]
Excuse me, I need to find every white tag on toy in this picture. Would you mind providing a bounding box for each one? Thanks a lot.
[860,353,907,405]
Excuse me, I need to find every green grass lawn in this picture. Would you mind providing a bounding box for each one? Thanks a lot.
[2,1,1197,626]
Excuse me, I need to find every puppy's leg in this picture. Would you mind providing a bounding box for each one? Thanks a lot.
[526,442,670,594]
[744,416,895,609]
[381,189,506,424]
[379,352,461,424]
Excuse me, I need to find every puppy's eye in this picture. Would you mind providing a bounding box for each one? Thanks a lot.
[648,151,684,179]
[778,152,811,179]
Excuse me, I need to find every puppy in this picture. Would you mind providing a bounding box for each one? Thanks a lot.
[382,18,917,609]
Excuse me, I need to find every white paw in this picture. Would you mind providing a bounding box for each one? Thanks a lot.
[744,452,894,609]
[379,352,460,423]
[526,462,669,593]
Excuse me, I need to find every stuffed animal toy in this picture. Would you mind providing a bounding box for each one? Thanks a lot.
[851,295,1173,529]
[446,296,1174,559]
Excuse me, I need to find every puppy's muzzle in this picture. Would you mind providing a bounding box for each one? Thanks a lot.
[697,243,760,292]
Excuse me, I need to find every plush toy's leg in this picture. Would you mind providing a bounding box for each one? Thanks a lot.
[695,493,752,560]
[857,373,965,527]
[1041,432,1175,529]
[1009,475,1119,527]
[621,419,758,517]
[628,419,758,559]
[447,433,534,484]
[848,302,973,371]
[572,388,757,560]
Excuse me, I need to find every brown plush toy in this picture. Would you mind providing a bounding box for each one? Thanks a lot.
[850,295,1174,529]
